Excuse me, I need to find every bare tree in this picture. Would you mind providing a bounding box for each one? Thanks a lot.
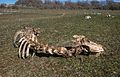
[15,0,42,7]
[91,0,101,9]
[0,3,7,8]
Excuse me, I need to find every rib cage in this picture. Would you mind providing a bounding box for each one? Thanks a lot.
[14,27,40,59]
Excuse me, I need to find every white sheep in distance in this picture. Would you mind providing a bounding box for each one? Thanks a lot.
[106,14,115,18]
[107,14,111,17]
[85,16,91,19]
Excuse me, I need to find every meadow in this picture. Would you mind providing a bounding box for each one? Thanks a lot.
[0,9,120,77]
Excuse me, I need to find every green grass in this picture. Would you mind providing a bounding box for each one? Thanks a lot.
[0,9,120,77]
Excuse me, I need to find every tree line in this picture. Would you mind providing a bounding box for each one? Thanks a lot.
[0,0,120,10]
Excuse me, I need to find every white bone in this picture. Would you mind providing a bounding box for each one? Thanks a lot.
[18,39,27,58]
[31,34,38,43]
[32,52,35,58]
[19,37,26,43]
[47,48,53,54]
[26,44,32,57]
[22,41,28,59]
[14,31,24,47]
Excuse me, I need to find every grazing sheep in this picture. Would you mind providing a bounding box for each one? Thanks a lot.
[107,14,111,17]
[106,14,115,18]
[85,16,91,19]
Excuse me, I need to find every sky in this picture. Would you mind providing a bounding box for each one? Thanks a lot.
[0,0,120,4]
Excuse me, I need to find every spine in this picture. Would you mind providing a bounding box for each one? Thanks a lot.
[32,41,80,57]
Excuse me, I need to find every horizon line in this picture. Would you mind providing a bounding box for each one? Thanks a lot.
[0,0,120,4]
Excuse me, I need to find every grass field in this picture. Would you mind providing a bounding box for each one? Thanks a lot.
[0,9,120,77]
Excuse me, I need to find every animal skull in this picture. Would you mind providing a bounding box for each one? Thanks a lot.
[72,35,104,57]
